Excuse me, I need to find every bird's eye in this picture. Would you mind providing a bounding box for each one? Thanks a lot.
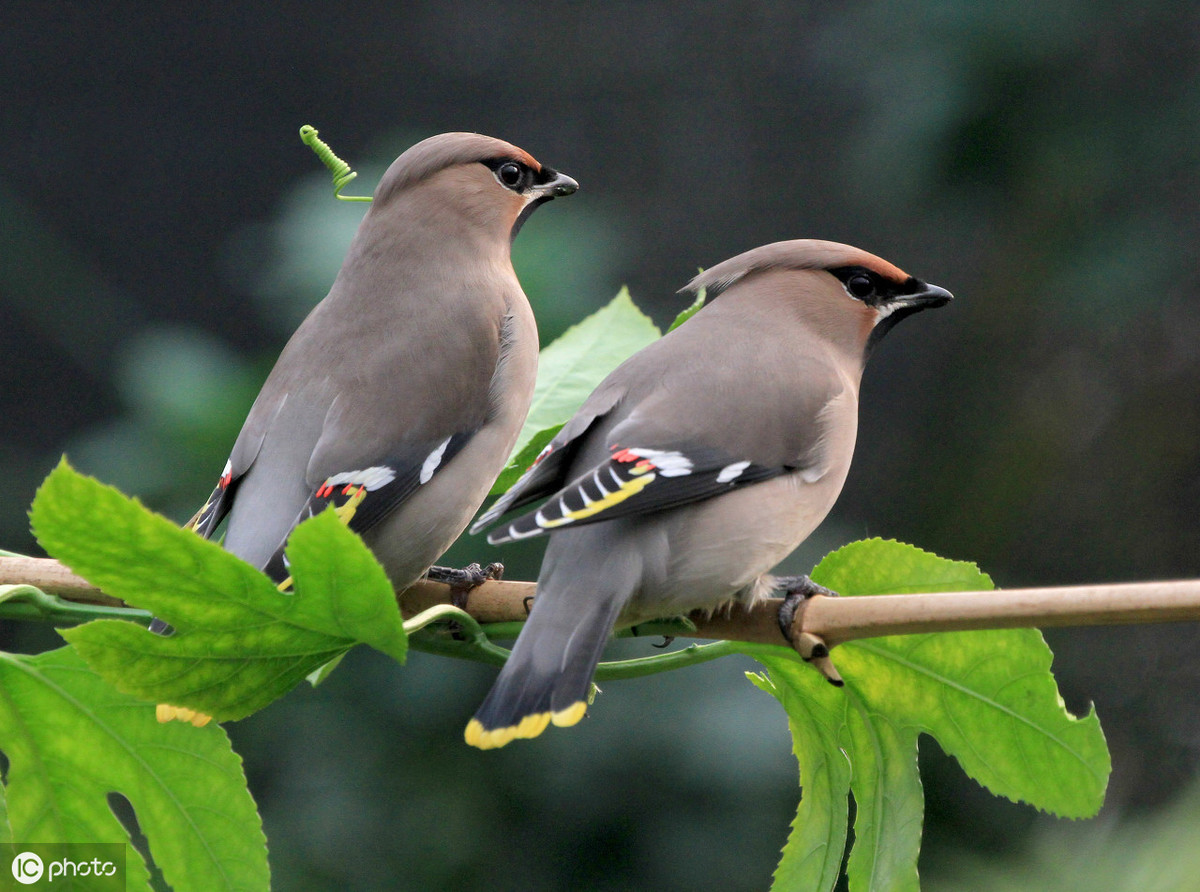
[497,162,524,189]
[846,273,875,299]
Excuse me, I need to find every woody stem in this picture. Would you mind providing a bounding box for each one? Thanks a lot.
[4,556,1200,658]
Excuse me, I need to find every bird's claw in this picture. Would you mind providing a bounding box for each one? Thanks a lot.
[776,574,844,687]
[428,561,504,609]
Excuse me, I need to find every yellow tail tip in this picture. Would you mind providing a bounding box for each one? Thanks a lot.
[156,703,213,727]
[551,701,587,727]
[465,703,587,750]
[464,718,517,750]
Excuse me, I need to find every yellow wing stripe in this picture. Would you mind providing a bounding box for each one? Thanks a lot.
[183,496,214,532]
[331,484,368,524]
[539,471,656,529]
[464,701,587,750]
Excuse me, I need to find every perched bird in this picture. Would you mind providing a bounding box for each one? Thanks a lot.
[465,239,951,749]
[185,132,577,589]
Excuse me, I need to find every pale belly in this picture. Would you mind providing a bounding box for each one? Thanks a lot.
[618,468,849,624]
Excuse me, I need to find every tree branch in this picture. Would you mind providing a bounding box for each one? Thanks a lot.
[0,556,121,603]
[4,556,1200,650]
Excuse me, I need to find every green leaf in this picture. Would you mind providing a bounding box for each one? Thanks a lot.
[751,539,1110,892]
[0,774,9,846]
[493,288,660,493]
[0,646,268,892]
[747,667,850,892]
[32,460,405,721]
[812,540,1109,817]
[490,423,562,496]
[305,652,347,687]
[666,284,706,331]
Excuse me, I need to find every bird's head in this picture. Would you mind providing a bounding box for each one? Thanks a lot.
[370,132,578,244]
[683,239,952,361]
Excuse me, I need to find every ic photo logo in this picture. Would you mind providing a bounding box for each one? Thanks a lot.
[10,852,42,885]
[9,849,121,887]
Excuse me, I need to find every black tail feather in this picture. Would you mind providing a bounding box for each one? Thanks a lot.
[465,583,627,750]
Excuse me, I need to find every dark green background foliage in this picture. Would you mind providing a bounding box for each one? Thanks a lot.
[3,3,1200,889]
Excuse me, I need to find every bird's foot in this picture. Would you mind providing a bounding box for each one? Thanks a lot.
[775,574,838,636]
[775,575,843,687]
[428,561,504,609]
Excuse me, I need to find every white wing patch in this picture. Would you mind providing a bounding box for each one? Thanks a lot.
[626,448,693,477]
[320,466,397,492]
[716,460,751,483]
[420,436,453,484]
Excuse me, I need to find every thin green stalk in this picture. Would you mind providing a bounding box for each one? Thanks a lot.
[405,604,513,667]
[0,585,151,627]
[593,641,738,679]
[403,606,800,679]
[594,639,805,680]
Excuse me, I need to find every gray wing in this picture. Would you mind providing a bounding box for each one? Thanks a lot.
[476,308,849,543]
[198,296,506,575]
[469,380,624,533]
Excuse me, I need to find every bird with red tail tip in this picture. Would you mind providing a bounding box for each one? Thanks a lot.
[465,239,951,750]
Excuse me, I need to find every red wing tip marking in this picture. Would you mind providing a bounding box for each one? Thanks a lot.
[317,466,398,499]
[529,442,555,469]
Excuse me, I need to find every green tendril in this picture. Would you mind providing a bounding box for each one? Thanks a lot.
[402,606,802,680]
[298,125,373,202]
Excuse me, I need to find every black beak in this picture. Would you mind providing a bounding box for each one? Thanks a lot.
[867,280,953,356]
[902,282,953,309]
[533,167,579,198]
[512,168,579,241]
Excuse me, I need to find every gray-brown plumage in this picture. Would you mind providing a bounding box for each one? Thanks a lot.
[466,239,951,749]
[189,132,578,588]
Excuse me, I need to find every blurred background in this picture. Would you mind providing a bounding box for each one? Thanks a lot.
[3,2,1200,889]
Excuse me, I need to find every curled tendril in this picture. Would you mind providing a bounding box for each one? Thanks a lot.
[298,125,373,202]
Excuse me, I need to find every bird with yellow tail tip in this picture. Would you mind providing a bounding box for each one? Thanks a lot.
[467,239,952,748]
